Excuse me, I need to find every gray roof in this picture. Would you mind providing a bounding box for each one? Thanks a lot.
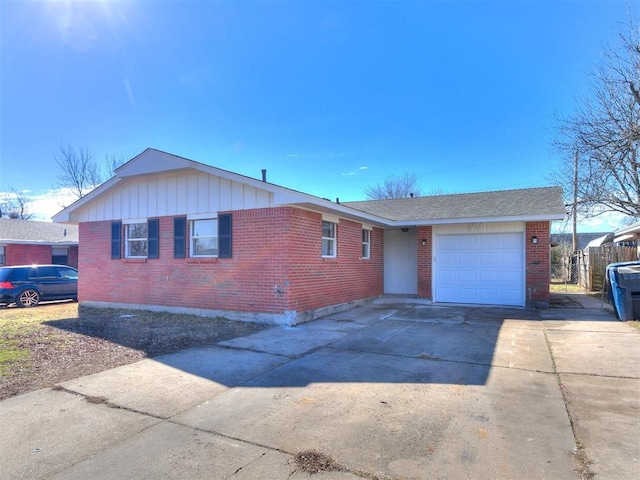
[550,232,611,250]
[343,186,565,222]
[0,218,78,244]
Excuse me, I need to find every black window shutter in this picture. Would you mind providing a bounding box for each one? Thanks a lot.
[174,217,186,259]
[218,213,232,259]
[148,218,159,259]
[111,222,122,259]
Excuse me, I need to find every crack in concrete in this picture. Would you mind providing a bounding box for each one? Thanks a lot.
[543,330,596,479]
[52,384,168,419]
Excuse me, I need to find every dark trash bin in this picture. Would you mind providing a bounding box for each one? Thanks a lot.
[606,261,640,321]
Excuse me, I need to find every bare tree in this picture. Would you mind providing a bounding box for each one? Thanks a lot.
[0,188,34,219]
[551,19,640,221]
[363,171,423,200]
[105,153,126,179]
[54,144,104,200]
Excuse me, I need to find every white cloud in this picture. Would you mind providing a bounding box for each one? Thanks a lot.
[0,188,80,222]
[552,211,632,234]
[341,166,368,176]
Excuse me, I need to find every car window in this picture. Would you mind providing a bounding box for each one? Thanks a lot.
[27,268,39,280]
[56,267,78,280]
[36,266,59,279]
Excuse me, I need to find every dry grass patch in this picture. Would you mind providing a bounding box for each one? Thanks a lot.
[0,302,268,400]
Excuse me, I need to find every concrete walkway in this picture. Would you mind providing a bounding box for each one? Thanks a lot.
[1,296,638,480]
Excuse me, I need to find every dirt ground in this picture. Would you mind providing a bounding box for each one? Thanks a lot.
[0,302,268,400]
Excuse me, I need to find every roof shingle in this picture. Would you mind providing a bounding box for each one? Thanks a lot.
[343,186,565,222]
[0,218,78,244]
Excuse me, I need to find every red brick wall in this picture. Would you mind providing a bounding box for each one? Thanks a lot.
[2,244,78,267]
[284,209,384,313]
[417,226,433,299]
[78,207,384,316]
[526,221,551,306]
[5,244,52,266]
[68,246,79,268]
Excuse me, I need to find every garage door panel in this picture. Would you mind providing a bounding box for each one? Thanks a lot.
[479,271,499,282]
[478,252,498,264]
[439,252,456,263]
[438,270,456,282]
[458,236,477,248]
[476,235,499,247]
[458,270,477,282]
[435,232,524,306]
[458,252,476,264]
[439,236,457,249]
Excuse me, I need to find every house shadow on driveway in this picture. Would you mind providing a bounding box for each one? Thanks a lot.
[45,299,559,391]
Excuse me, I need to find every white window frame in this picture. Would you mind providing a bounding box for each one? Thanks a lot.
[362,229,371,259]
[125,222,148,258]
[190,218,218,257]
[0,245,5,265]
[322,220,337,258]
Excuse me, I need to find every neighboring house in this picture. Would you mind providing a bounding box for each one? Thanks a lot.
[610,221,640,247]
[550,232,612,251]
[0,218,79,267]
[53,148,565,325]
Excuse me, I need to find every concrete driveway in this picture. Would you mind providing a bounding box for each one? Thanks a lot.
[1,294,638,480]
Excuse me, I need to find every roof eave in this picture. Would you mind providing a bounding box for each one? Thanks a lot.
[389,213,566,227]
[52,176,123,223]
[0,240,78,245]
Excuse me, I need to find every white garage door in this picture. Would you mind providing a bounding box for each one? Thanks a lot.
[435,232,524,306]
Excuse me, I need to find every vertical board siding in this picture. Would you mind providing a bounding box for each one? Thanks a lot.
[433,221,524,235]
[73,171,275,222]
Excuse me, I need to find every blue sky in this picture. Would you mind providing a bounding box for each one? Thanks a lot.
[0,0,636,232]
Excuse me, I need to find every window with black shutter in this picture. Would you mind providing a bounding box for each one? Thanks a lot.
[218,213,232,259]
[111,222,122,259]
[148,218,159,259]
[174,217,186,258]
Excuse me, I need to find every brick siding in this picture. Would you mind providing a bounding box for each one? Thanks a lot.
[2,244,78,268]
[417,225,433,299]
[78,207,383,317]
[525,221,551,306]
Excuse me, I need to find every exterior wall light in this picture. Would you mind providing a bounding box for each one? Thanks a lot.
[421,239,427,246]
[532,236,538,244]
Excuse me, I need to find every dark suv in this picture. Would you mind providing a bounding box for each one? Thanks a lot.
[0,265,78,307]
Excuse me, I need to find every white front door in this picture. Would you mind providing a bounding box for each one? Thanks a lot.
[434,232,524,306]
[384,228,418,294]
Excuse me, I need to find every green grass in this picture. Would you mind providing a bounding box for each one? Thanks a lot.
[0,346,30,376]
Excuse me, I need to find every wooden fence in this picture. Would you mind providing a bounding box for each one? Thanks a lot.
[577,246,638,291]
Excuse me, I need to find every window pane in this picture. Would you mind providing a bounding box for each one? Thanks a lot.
[193,219,217,237]
[127,223,147,239]
[37,266,58,278]
[322,221,334,238]
[193,237,218,256]
[57,267,78,279]
[322,239,334,256]
[130,240,148,257]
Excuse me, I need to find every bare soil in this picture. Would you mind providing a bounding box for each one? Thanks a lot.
[0,302,268,400]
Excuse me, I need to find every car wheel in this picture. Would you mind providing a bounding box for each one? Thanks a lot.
[17,289,40,308]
